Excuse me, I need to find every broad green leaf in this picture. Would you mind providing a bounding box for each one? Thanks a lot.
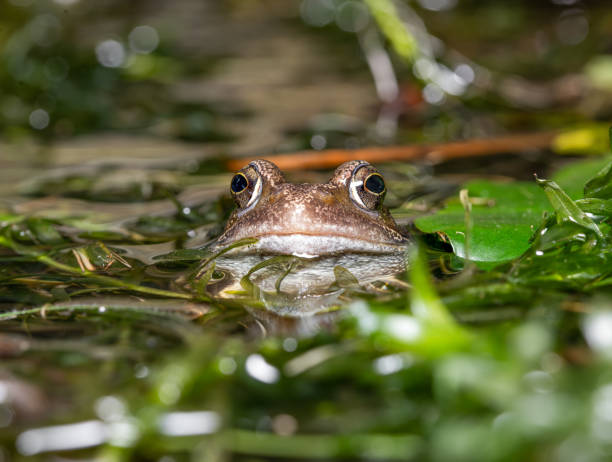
[415,181,551,268]
[535,177,603,238]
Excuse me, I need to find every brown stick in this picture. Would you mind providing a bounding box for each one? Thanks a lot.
[226,131,557,171]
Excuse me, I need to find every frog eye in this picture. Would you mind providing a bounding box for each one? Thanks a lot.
[230,165,263,212]
[230,173,249,194]
[364,173,386,195]
[349,163,386,211]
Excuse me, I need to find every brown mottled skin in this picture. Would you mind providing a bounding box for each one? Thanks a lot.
[214,159,409,254]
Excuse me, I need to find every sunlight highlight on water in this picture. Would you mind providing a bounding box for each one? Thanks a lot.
[15,411,219,455]
[16,420,107,455]
[246,354,280,384]
[374,354,407,375]
[95,396,125,422]
[383,315,422,342]
[158,411,221,436]
[583,311,612,355]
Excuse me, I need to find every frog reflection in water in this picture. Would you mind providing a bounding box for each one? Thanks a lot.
[207,159,410,317]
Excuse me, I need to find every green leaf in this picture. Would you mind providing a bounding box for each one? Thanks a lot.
[154,248,212,262]
[26,218,64,245]
[240,255,302,297]
[333,266,360,289]
[415,180,552,268]
[575,198,612,217]
[535,176,603,238]
[584,158,612,199]
[223,429,422,460]
[511,220,612,290]
[552,156,612,199]
[192,261,215,297]
[349,247,470,357]
[410,244,456,327]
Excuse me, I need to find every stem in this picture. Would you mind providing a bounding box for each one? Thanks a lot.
[0,235,195,301]
[223,429,421,460]
[35,254,195,300]
[226,131,557,171]
[363,0,419,64]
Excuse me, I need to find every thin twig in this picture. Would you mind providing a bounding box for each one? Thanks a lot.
[227,131,557,171]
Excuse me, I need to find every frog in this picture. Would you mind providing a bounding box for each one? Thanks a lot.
[212,159,409,257]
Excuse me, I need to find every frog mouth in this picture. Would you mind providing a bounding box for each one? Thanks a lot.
[215,232,410,258]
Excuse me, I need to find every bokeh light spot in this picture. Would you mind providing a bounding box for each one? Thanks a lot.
[95,40,126,68]
[300,0,335,27]
[374,354,410,375]
[29,109,49,130]
[283,337,298,352]
[422,83,445,105]
[417,0,457,11]
[583,311,612,355]
[53,0,79,5]
[128,25,159,54]
[272,414,298,436]
[218,357,237,375]
[555,10,589,45]
[246,354,280,384]
[335,1,370,33]
[455,64,475,84]
[310,134,327,150]
[94,396,125,422]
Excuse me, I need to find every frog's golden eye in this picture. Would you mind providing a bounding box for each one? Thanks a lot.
[230,173,249,194]
[364,173,386,195]
[230,165,263,212]
[230,160,285,213]
[349,163,386,211]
